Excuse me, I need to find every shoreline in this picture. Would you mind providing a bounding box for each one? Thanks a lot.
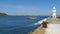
[28,18,48,34]
[29,17,60,34]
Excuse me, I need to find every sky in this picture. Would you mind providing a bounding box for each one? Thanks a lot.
[0,0,60,15]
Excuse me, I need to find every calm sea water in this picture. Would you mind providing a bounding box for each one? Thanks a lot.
[0,16,48,34]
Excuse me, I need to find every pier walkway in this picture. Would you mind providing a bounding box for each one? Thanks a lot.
[45,18,60,34]
[29,18,60,34]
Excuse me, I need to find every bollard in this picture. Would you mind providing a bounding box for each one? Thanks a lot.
[42,21,48,28]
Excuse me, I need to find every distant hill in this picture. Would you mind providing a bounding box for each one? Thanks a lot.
[0,13,8,16]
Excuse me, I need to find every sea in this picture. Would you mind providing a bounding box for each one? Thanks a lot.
[0,16,49,34]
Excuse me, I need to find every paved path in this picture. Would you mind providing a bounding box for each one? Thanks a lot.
[45,24,60,34]
[45,18,60,34]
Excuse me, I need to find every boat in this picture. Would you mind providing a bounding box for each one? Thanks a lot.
[27,16,37,19]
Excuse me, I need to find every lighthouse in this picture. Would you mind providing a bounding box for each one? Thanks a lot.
[52,6,56,18]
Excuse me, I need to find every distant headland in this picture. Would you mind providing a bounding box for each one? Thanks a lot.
[0,13,49,16]
[0,13,8,16]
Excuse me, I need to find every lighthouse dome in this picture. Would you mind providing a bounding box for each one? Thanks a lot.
[53,6,56,9]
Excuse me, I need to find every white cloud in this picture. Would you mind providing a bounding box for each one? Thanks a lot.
[0,5,41,15]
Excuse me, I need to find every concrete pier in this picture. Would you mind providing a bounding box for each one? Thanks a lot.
[29,18,60,34]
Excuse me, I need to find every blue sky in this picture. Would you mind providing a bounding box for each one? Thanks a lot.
[0,0,60,15]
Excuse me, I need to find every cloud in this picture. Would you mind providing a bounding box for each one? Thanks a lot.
[0,5,41,15]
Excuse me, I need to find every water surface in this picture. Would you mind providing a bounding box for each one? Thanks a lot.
[0,16,48,34]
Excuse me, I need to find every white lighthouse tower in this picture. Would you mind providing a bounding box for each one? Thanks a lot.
[52,6,56,18]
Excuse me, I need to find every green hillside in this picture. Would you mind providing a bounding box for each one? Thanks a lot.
[0,13,8,16]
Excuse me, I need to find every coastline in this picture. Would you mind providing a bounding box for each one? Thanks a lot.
[28,18,48,34]
[29,17,60,34]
